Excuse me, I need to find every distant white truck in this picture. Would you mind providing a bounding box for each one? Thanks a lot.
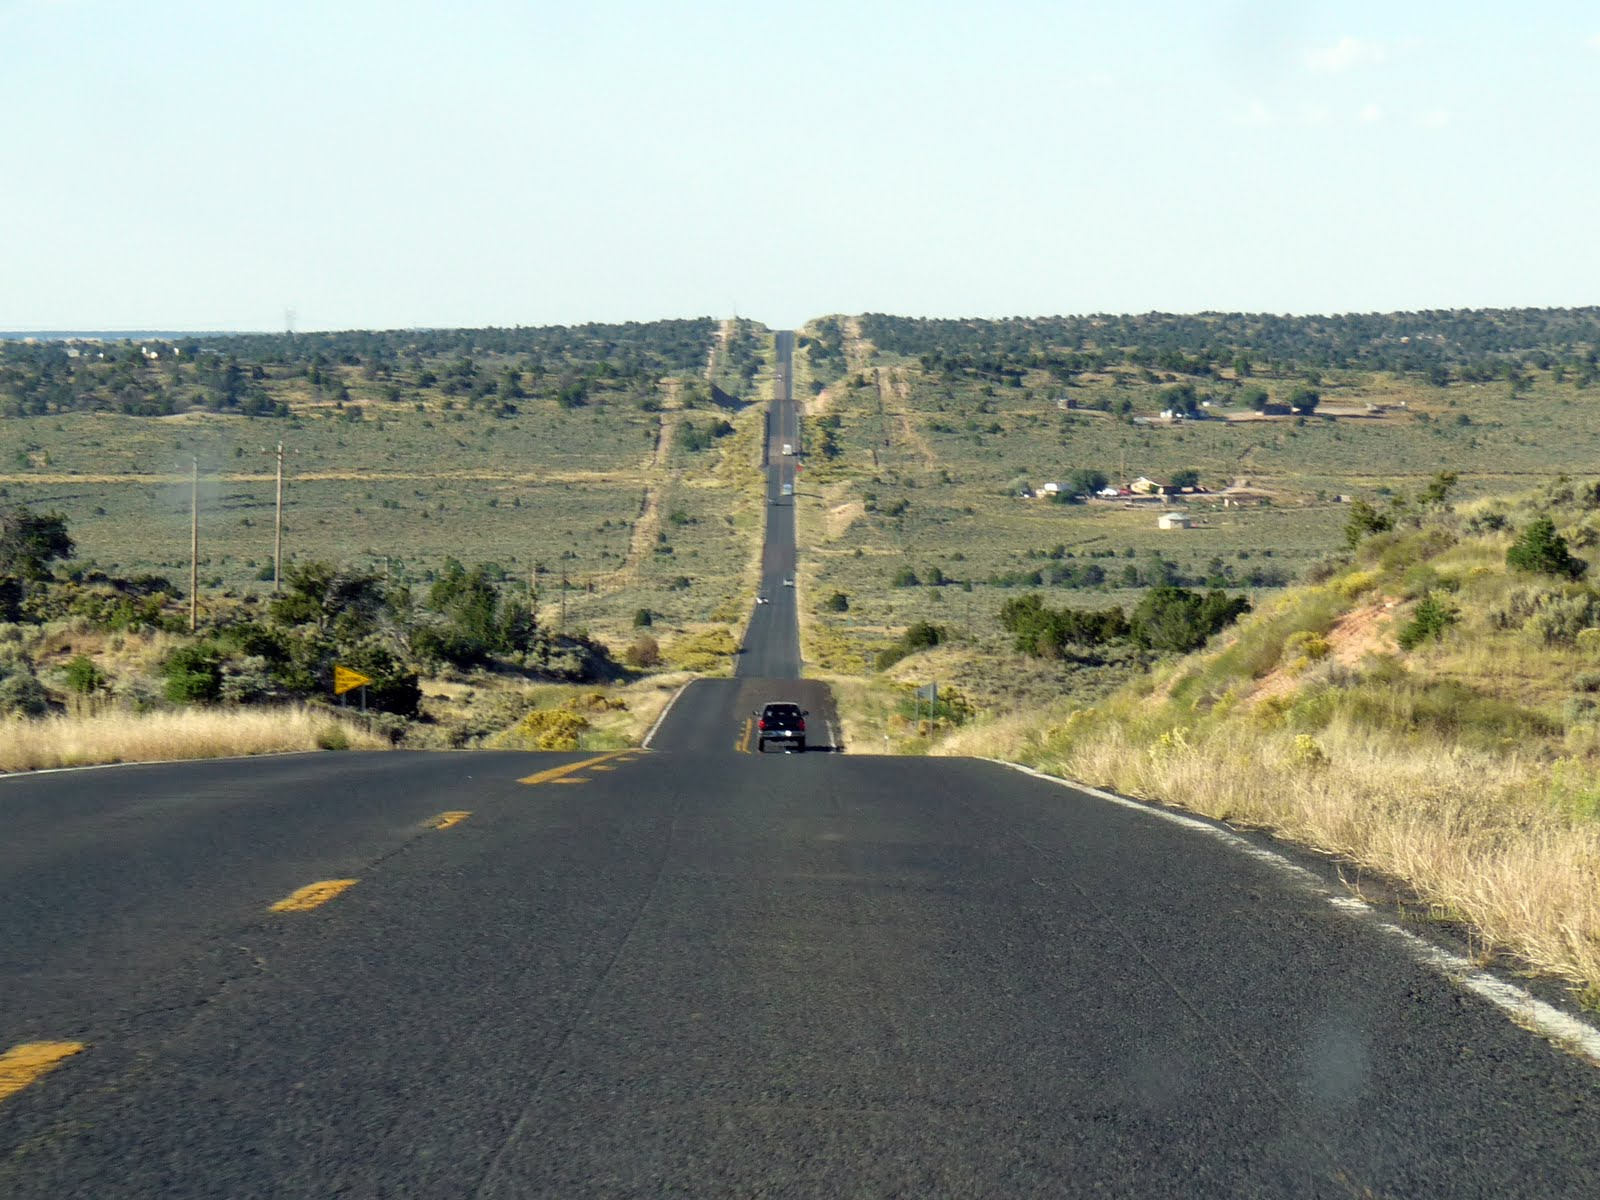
[781,442,794,456]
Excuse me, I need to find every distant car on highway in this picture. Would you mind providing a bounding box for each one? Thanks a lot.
[754,702,807,753]
[781,483,793,496]
[782,577,794,587]
[756,595,769,604]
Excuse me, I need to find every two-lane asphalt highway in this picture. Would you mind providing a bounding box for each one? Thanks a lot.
[7,747,1600,1196]
[5,332,1600,1195]
[740,329,805,682]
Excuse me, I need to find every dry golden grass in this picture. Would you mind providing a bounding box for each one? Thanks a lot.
[0,706,389,773]
[935,705,1071,763]
[813,671,912,754]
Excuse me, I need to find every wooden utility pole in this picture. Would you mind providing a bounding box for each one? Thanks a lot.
[189,457,199,632]
[272,441,285,593]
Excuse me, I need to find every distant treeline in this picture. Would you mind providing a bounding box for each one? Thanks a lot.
[860,308,1600,383]
[0,319,731,419]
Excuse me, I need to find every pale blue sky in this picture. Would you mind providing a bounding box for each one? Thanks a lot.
[3,0,1596,331]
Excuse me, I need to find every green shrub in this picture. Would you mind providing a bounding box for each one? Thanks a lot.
[1397,593,1460,650]
[998,592,1130,658]
[875,621,947,670]
[1507,517,1586,579]
[1344,500,1393,549]
[220,656,276,704]
[0,662,49,716]
[315,724,351,751]
[1524,589,1600,646]
[164,643,223,703]
[63,654,104,695]
[1130,586,1251,654]
[1488,585,1552,632]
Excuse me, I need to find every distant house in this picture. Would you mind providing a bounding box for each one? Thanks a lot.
[1131,476,1173,496]
[1158,511,1193,530]
[1040,482,1062,495]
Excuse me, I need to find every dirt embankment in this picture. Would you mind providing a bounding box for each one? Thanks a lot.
[1249,598,1399,706]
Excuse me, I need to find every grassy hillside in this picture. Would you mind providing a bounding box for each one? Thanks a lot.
[793,309,1600,734]
[919,478,1600,1005]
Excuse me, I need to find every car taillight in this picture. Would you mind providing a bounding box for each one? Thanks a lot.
[758,719,768,729]
[796,719,805,731]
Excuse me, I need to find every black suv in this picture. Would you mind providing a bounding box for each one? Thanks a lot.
[754,702,807,753]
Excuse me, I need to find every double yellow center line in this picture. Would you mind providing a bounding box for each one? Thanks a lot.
[266,752,638,917]
[518,750,636,786]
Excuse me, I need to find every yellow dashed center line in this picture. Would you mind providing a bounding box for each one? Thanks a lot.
[269,879,359,913]
[518,750,631,786]
[0,1041,86,1105]
[736,718,754,754]
[432,811,471,830]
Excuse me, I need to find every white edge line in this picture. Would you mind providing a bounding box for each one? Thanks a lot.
[985,757,1600,1070]
[641,682,693,750]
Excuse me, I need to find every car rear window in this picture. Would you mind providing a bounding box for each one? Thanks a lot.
[764,705,801,719]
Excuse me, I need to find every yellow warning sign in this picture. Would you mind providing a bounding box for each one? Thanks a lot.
[333,665,373,696]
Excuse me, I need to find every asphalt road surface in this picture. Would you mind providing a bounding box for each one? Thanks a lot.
[4,334,1600,1196]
